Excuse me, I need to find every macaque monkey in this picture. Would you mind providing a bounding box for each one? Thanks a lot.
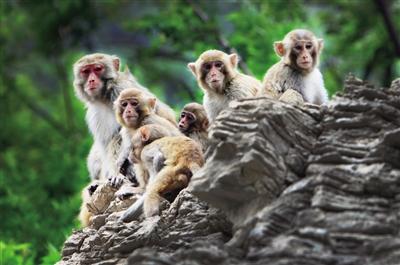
[188,50,262,122]
[261,29,328,105]
[120,131,204,222]
[178,102,209,152]
[114,88,181,189]
[73,53,176,183]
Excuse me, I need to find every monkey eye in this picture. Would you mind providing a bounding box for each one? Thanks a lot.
[81,68,90,75]
[203,63,212,71]
[214,61,223,68]
[305,44,312,50]
[94,65,104,72]
[294,45,302,51]
[129,99,139,106]
[121,101,128,108]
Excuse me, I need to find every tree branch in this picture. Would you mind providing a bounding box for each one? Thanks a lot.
[186,0,253,75]
[374,0,400,57]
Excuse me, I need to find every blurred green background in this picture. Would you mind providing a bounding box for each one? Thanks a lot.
[1,0,399,264]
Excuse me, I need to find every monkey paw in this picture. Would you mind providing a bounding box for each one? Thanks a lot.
[108,174,124,189]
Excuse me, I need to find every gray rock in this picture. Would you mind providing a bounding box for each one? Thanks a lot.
[58,76,400,265]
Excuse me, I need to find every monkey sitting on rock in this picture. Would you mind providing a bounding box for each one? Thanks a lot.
[261,29,329,105]
[188,49,262,123]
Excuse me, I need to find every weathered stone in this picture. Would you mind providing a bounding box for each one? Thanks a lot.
[58,76,400,265]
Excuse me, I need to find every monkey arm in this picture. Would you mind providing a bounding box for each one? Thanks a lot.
[116,130,132,171]
[87,142,103,180]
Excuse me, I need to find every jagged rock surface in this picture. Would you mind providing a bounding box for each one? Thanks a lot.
[58,77,400,265]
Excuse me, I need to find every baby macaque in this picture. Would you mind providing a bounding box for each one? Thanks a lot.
[178,102,209,152]
[120,127,204,222]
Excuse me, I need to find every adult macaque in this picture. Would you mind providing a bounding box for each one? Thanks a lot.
[261,29,328,105]
[120,132,204,222]
[114,88,181,189]
[188,50,262,122]
[178,102,209,152]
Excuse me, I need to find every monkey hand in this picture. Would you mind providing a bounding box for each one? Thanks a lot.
[108,174,125,189]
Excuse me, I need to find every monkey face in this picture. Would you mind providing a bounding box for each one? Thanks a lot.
[292,41,315,70]
[179,111,196,133]
[79,63,105,98]
[202,61,226,93]
[120,98,140,127]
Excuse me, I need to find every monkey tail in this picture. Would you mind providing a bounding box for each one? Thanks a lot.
[119,195,145,223]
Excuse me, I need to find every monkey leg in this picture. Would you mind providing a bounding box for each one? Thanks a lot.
[143,169,189,217]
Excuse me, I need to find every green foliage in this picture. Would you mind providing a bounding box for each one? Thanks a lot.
[1,0,399,263]
[0,241,35,265]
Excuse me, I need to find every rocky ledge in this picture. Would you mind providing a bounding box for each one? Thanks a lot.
[57,76,400,265]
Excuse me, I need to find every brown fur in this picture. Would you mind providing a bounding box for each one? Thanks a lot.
[120,135,204,222]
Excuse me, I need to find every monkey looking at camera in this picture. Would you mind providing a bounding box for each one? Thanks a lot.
[261,29,328,105]
[188,50,262,123]
[114,88,181,189]
[120,129,204,222]
[178,102,209,152]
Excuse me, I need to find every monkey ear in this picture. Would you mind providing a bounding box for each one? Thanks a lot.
[140,127,151,142]
[148,97,157,110]
[187,63,197,77]
[274,41,285,57]
[202,119,209,130]
[229,53,239,68]
[112,58,120,71]
[318,39,324,52]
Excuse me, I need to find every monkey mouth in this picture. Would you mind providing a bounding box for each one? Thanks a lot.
[299,61,311,66]
[87,83,100,90]
[125,114,138,120]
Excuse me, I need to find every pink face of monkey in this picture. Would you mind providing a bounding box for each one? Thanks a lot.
[201,61,226,92]
[291,40,316,71]
[119,98,140,128]
[79,63,105,97]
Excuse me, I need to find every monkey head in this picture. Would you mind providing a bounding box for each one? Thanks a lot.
[188,50,239,94]
[178,102,209,134]
[73,53,120,102]
[129,124,167,163]
[274,29,323,73]
[115,88,156,128]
